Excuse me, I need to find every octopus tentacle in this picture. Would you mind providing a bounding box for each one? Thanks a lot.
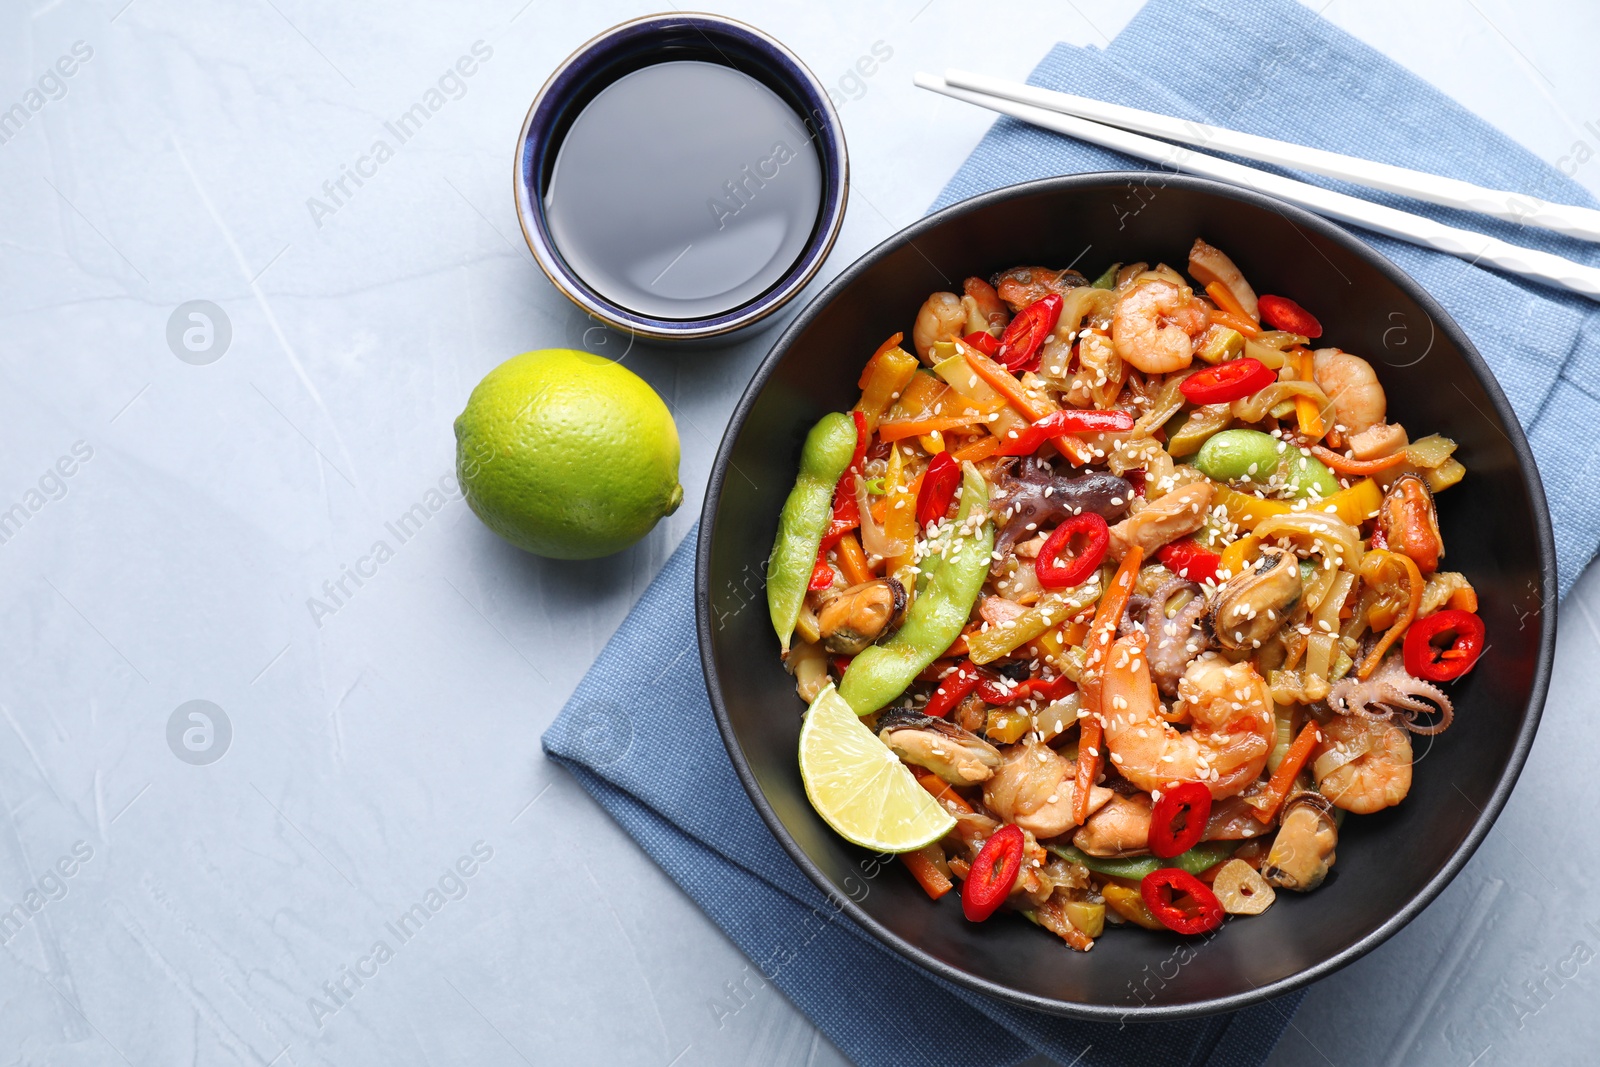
[1328,655,1453,735]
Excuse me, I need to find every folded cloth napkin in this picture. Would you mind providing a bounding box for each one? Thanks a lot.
[545,2,1599,1063]
[932,0,1600,600]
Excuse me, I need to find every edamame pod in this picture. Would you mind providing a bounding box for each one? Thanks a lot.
[767,412,857,652]
[839,463,993,714]
[1195,428,1339,499]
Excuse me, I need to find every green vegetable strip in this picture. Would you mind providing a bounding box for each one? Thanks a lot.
[840,463,993,715]
[1046,841,1237,881]
[766,412,857,652]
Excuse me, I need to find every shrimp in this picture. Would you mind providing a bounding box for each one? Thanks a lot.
[983,740,1113,838]
[1071,792,1151,856]
[1111,278,1209,374]
[1312,348,1386,435]
[912,291,965,363]
[1312,714,1412,814]
[962,276,1009,335]
[1107,480,1212,561]
[1100,642,1275,799]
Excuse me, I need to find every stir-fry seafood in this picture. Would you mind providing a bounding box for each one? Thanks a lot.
[767,240,1482,949]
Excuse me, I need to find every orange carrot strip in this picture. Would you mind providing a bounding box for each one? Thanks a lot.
[1292,350,1326,440]
[1073,546,1144,825]
[1207,307,1261,339]
[950,436,1000,463]
[859,332,905,387]
[1310,444,1407,476]
[877,415,983,442]
[835,531,875,586]
[1204,281,1258,327]
[914,768,973,814]
[1253,722,1322,824]
[1358,550,1422,679]
[900,846,953,900]
[963,349,1095,465]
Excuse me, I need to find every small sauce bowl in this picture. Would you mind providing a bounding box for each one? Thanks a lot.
[514,13,849,345]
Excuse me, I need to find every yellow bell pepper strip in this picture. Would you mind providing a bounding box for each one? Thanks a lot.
[839,463,992,714]
[854,334,919,432]
[1213,477,1381,533]
[1357,550,1422,679]
[1102,883,1166,930]
[767,412,859,652]
[1290,349,1326,440]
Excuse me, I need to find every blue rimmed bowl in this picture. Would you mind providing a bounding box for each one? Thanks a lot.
[513,13,849,344]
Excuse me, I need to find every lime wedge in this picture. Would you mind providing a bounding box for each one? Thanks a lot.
[798,685,957,853]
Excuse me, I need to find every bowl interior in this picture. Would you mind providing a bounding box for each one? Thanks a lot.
[699,174,1552,1018]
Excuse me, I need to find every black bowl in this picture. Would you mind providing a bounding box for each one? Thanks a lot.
[696,173,1556,1019]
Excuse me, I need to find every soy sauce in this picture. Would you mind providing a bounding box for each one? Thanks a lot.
[544,60,824,321]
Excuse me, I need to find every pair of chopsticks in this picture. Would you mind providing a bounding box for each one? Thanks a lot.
[915,69,1600,302]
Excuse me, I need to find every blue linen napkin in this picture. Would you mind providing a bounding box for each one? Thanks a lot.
[545,2,1599,1063]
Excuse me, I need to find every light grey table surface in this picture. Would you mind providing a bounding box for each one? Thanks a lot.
[3,1,1597,1064]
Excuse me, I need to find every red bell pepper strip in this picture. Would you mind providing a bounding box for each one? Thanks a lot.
[1148,782,1212,859]
[1403,608,1485,682]
[1140,867,1225,935]
[995,294,1062,372]
[915,451,961,529]
[976,672,1076,706]
[924,661,980,718]
[819,411,870,549]
[962,823,1024,921]
[1035,513,1111,589]
[961,331,1000,357]
[1179,357,1276,406]
[996,408,1136,456]
[1156,537,1221,584]
[1257,295,1323,338]
[808,555,835,591]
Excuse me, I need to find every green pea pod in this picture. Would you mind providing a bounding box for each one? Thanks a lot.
[839,462,992,714]
[767,412,858,652]
[1046,841,1237,881]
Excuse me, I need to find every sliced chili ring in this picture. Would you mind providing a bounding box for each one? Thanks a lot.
[962,824,1024,922]
[1402,608,1485,682]
[995,294,1062,372]
[915,451,961,529]
[962,331,1001,357]
[1140,867,1225,935]
[1148,781,1213,859]
[1257,295,1323,338]
[1179,357,1276,406]
[1034,513,1110,589]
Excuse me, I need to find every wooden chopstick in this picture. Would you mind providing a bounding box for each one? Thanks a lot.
[914,73,1600,302]
[943,68,1600,245]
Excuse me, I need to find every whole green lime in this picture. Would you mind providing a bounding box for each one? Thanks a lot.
[454,349,683,559]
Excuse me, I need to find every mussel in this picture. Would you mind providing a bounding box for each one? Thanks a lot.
[877,707,1003,786]
[1209,548,1301,651]
[1261,791,1338,892]
[816,577,907,655]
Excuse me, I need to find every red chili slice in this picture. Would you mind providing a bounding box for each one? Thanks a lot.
[962,824,1024,922]
[977,672,1077,705]
[1034,513,1110,589]
[1140,867,1225,935]
[1402,608,1485,682]
[1156,537,1221,584]
[995,294,1063,372]
[924,661,980,718]
[962,331,1001,357]
[996,408,1135,456]
[915,451,961,529]
[1257,295,1323,338]
[819,411,870,548]
[1179,358,1276,406]
[1148,782,1213,859]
